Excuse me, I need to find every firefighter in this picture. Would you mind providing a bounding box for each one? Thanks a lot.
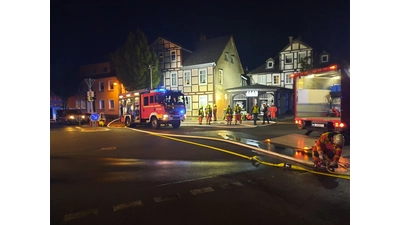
[213,103,217,121]
[225,105,233,125]
[262,103,270,124]
[198,106,204,125]
[251,104,259,125]
[312,132,345,169]
[234,104,242,125]
[205,104,212,125]
[270,104,277,120]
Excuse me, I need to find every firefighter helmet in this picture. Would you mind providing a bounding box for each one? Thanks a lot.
[333,133,345,146]
[200,106,203,109]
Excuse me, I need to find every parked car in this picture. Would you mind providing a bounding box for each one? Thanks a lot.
[56,109,87,125]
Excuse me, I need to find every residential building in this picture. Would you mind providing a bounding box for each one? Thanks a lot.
[151,35,244,120]
[67,61,125,119]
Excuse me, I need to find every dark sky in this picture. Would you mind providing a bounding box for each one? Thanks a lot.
[50,0,350,71]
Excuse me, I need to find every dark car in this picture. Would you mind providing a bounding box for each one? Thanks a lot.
[56,109,87,125]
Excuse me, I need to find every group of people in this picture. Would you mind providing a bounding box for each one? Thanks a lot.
[248,103,278,125]
[198,104,217,125]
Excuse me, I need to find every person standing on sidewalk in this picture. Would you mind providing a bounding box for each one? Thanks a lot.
[205,104,212,125]
[213,103,217,122]
[234,104,242,125]
[198,106,204,125]
[225,105,233,125]
[270,104,277,121]
[262,103,270,124]
[251,104,259,125]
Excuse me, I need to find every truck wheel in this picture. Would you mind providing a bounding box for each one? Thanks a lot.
[171,121,181,128]
[151,117,160,129]
[125,117,131,127]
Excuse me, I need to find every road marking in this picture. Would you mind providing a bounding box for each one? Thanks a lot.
[220,182,244,189]
[153,193,182,203]
[63,209,98,222]
[113,200,143,212]
[99,147,117,151]
[190,187,215,195]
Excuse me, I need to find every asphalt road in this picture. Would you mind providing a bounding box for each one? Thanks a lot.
[50,123,350,225]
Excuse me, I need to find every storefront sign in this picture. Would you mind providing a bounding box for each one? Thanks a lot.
[246,90,258,97]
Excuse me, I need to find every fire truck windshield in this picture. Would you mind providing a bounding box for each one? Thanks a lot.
[164,94,185,105]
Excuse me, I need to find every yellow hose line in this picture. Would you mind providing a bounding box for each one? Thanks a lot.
[125,127,350,180]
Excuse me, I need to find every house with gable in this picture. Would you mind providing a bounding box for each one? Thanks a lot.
[151,34,244,120]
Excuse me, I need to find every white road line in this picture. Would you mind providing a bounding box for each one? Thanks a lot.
[63,209,98,222]
[113,200,143,212]
[153,193,182,203]
[190,187,215,195]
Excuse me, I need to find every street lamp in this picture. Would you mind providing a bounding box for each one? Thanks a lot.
[148,65,154,89]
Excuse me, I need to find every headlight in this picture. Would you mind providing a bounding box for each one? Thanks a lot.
[81,115,85,119]
[69,116,75,119]
[163,114,169,119]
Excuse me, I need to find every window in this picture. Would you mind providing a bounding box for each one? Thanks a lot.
[199,95,207,109]
[81,100,86,109]
[285,74,293,84]
[144,97,149,106]
[321,55,328,62]
[184,71,191,86]
[185,96,192,110]
[171,51,176,62]
[231,55,234,64]
[273,75,280,85]
[199,69,207,85]
[258,75,266,85]
[218,69,223,84]
[108,81,114,91]
[285,54,293,64]
[99,100,105,109]
[109,100,115,109]
[298,52,306,63]
[171,72,177,87]
[150,96,154,103]
[99,82,104,92]
[267,62,273,68]
[76,101,80,109]
[225,53,228,61]
[159,53,164,63]
[103,67,108,72]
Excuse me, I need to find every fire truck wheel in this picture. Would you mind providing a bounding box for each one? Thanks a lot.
[171,121,181,128]
[151,117,160,129]
[125,117,131,127]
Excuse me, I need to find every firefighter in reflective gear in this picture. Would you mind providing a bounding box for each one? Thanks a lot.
[213,103,217,121]
[205,104,213,125]
[198,106,204,125]
[252,104,259,125]
[225,105,233,125]
[234,104,242,125]
[269,104,277,120]
[312,132,345,168]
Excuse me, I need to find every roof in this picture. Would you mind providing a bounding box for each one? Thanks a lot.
[225,83,293,92]
[150,37,193,53]
[183,35,232,66]
[279,38,312,53]
[249,55,280,74]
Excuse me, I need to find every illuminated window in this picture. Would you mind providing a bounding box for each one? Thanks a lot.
[171,72,177,87]
[99,82,104,92]
[99,100,105,109]
[76,101,80,109]
[273,75,280,85]
[184,70,191,86]
[186,96,192,110]
[199,95,207,109]
[285,54,293,64]
[218,69,223,84]
[199,69,207,85]
[108,81,114,91]
[109,100,115,109]
[298,52,306,63]
[258,75,266,85]
[171,51,176,62]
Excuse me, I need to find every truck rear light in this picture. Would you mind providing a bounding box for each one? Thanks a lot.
[334,122,346,128]
[295,120,302,124]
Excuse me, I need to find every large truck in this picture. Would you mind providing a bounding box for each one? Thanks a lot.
[119,88,187,129]
[291,64,350,143]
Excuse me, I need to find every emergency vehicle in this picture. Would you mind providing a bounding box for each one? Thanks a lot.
[119,88,187,129]
[291,64,350,143]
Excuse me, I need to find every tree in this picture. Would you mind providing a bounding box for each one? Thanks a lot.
[299,56,313,72]
[111,28,161,91]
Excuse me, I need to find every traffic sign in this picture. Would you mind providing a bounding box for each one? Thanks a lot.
[90,113,99,121]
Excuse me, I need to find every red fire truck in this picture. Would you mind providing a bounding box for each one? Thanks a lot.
[119,88,187,129]
[291,64,350,143]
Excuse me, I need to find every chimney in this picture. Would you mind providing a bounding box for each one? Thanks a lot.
[289,36,293,43]
[200,33,206,41]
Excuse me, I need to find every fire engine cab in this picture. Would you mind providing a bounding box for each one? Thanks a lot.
[119,88,187,129]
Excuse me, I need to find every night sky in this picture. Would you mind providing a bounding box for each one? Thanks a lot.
[51,0,350,72]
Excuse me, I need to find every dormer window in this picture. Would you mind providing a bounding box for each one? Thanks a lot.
[321,55,328,62]
[267,62,273,68]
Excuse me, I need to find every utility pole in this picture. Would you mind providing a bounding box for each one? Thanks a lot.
[148,65,154,89]
[84,78,95,113]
